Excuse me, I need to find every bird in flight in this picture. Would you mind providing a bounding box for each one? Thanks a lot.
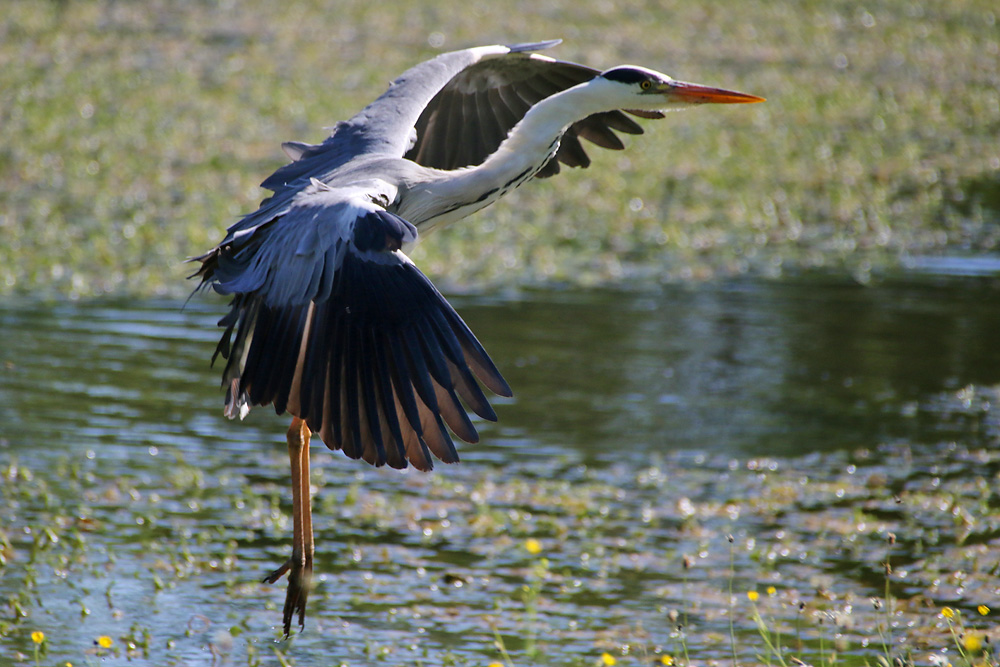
[192,39,763,635]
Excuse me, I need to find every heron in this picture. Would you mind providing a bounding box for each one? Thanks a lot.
[191,39,763,635]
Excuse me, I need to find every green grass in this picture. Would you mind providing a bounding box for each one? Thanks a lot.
[1,0,998,297]
[5,441,1000,666]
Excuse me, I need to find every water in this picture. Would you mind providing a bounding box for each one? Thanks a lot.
[1,274,999,665]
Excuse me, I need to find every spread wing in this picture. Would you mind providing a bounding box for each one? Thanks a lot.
[220,42,562,248]
[258,41,560,196]
[260,41,664,202]
[193,180,512,471]
[403,54,665,177]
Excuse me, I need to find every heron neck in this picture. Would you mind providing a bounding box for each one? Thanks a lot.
[480,84,605,179]
[410,84,607,230]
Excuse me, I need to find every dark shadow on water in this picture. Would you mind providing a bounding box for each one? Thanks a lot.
[1,273,999,665]
[2,274,999,467]
[459,274,1000,465]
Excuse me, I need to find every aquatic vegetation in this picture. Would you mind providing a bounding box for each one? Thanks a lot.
[2,0,999,297]
[524,539,543,556]
[30,629,45,666]
[939,606,997,667]
[3,438,999,665]
[2,288,998,665]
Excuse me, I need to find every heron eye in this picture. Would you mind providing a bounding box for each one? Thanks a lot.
[640,79,652,91]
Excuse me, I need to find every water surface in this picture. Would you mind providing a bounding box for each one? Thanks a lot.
[1,275,998,665]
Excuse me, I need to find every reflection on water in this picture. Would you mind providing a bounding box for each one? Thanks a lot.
[1,275,998,664]
[471,276,1000,461]
[3,276,999,465]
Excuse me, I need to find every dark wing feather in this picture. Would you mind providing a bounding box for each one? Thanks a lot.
[404,55,659,178]
[197,188,511,471]
[191,43,657,265]
[194,43,560,254]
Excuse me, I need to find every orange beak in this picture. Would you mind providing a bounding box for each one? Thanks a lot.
[662,80,765,104]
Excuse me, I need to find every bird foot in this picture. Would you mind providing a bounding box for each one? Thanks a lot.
[263,556,313,637]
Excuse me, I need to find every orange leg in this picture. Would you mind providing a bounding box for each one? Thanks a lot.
[263,416,314,636]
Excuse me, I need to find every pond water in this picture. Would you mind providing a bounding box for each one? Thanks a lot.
[1,273,999,666]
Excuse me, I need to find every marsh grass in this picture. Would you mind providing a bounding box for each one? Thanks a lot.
[739,575,999,667]
[746,592,788,667]
[1,0,998,298]
[940,607,997,667]
[5,439,1000,666]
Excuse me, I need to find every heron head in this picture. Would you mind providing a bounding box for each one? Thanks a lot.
[598,66,765,110]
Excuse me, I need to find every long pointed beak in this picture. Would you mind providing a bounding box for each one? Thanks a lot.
[662,80,765,104]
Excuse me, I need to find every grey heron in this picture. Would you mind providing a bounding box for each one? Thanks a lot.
[192,39,763,635]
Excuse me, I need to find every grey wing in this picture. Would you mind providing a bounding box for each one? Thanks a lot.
[403,55,666,178]
[259,41,563,194]
[194,183,512,471]
[206,44,559,262]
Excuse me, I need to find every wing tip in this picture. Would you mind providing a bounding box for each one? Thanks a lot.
[495,377,514,399]
[224,378,251,420]
[506,39,562,54]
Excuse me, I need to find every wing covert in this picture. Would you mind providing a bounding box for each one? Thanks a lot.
[258,42,563,195]
[195,185,512,472]
[404,56,664,177]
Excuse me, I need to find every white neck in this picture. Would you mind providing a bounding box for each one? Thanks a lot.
[399,80,621,231]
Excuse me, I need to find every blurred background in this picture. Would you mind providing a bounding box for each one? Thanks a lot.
[1,0,998,295]
[2,1,999,665]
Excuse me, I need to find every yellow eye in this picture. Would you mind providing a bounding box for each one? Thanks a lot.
[640,80,652,90]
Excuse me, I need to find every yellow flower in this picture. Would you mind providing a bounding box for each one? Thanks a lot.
[747,590,760,602]
[661,656,675,666]
[601,653,617,666]
[31,631,45,644]
[96,635,113,649]
[487,663,504,667]
[941,607,955,619]
[963,633,983,653]
[524,538,542,555]
[766,586,777,597]
[977,604,990,616]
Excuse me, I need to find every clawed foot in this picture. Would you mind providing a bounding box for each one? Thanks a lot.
[263,556,313,637]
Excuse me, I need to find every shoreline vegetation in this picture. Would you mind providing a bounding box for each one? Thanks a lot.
[1,1,998,299]
[2,2,999,664]
[4,440,1000,666]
